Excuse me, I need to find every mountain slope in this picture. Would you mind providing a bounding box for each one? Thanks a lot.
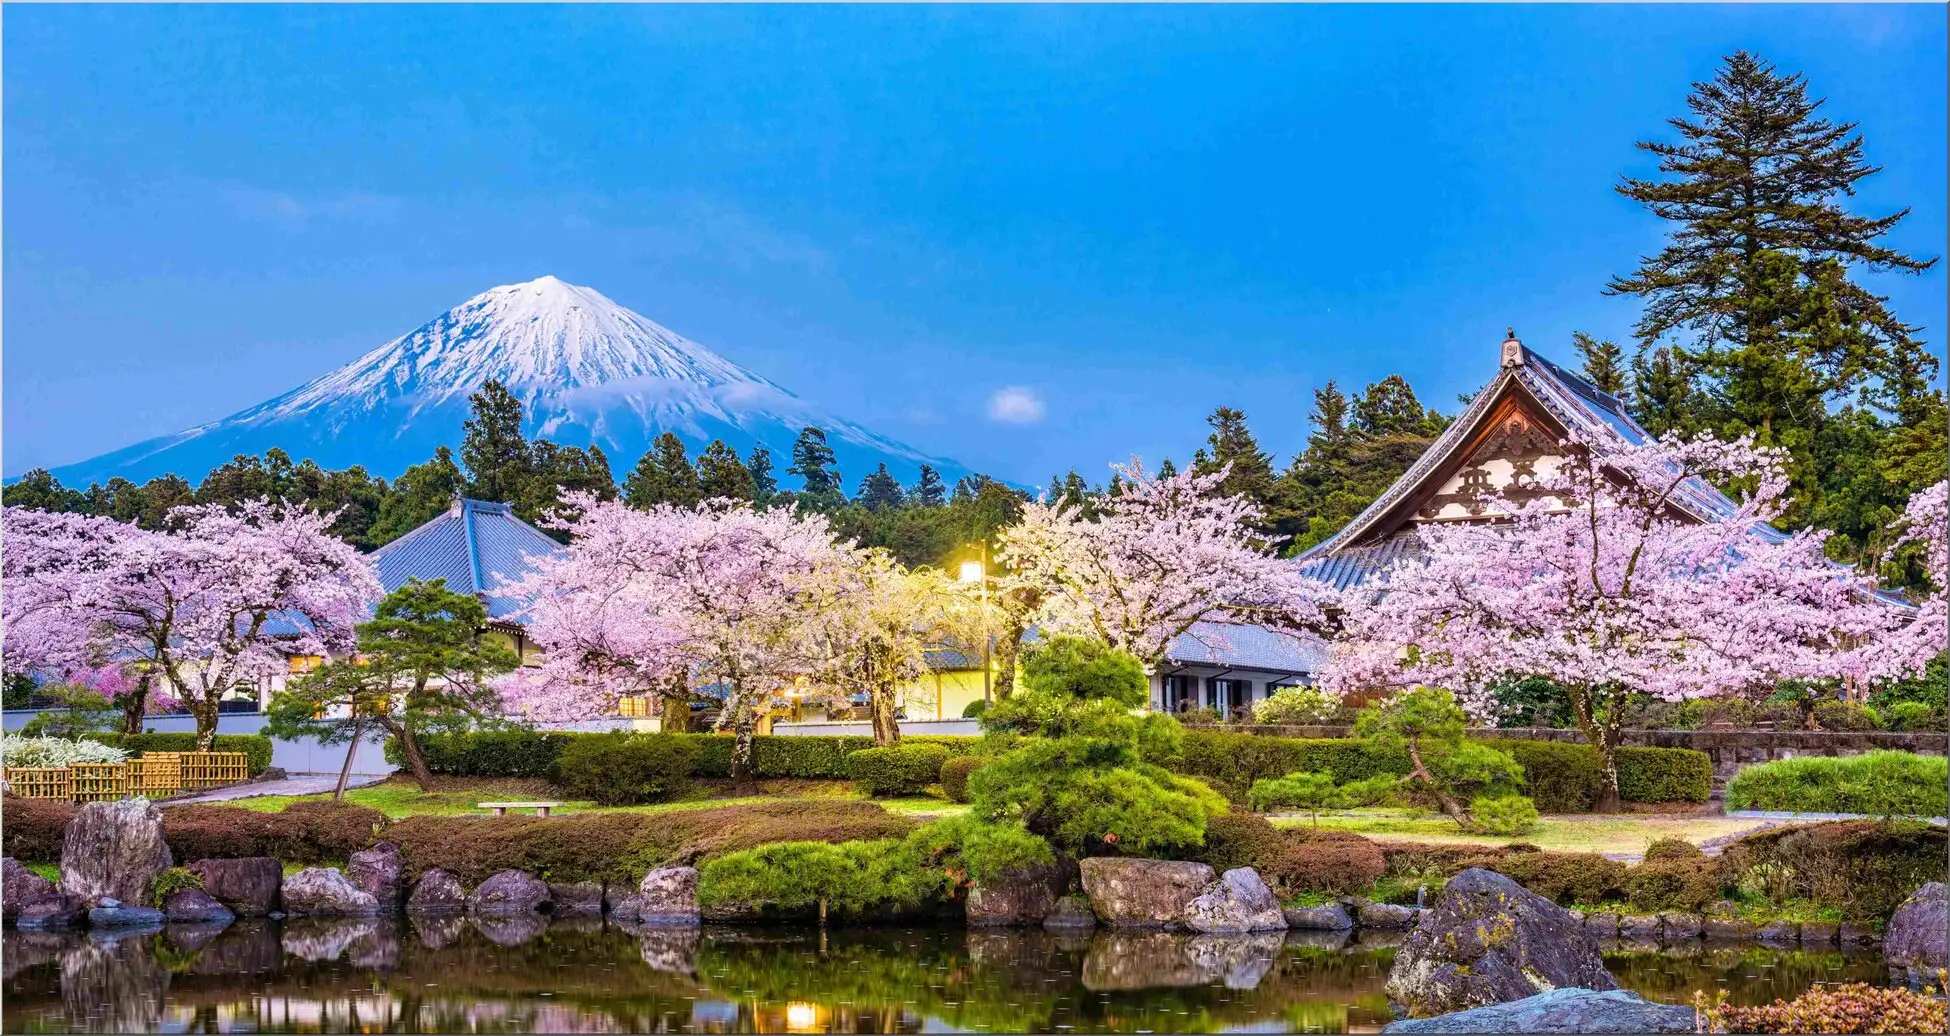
[45,276,969,491]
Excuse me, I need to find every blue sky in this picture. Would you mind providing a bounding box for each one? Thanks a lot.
[5,4,1945,485]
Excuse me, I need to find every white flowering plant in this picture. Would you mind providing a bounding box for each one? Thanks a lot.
[0,733,129,768]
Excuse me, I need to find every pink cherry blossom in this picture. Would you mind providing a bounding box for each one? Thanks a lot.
[2,502,380,749]
[1868,480,1948,681]
[997,460,1328,670]
[1324,432,1906,810]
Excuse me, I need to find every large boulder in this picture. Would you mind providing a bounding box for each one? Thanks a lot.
[282,868,381,917]
[406,868,467,914]
[636,867,700,927]
[88,903,167,929]
[1380,988,1697,1034]
[163,889,235,925]
[1385,868,1616,1019]
[468,869,550,915]
[1358,901,1422,930]
[58,799,172,909]
[1078,858,1214,930]
[187,858,282,917]
[4,857,60,924]
[1885,882,1948,984]
[345,842,405,908]
[1183,868,1287,935]
[1284,902,1354,931]
[967,862,1073,928]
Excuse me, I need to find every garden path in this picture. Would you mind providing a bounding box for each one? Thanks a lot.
[162,774,386,805]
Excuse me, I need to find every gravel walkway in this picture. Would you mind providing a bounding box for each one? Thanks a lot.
[161,774,385,805]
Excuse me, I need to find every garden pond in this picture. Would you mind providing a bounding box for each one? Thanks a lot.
[2,917,1896,1033]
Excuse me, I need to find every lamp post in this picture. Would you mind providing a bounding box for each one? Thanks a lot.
[958,550,992,704]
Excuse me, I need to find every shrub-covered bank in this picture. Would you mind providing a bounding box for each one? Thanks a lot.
[1724,751,1948,817]
[398,726,1711,810]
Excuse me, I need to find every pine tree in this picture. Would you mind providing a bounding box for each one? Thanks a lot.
[623,432,701,509]
[1571,332,1630,399]
[788,427,844,509]
[747,444,778,505]
[1196,407,1278,510]
[1352,375,1445,437]
[696,440,756,502]
[1156,457,1178,479]
[460,380,533,503]
[856,463,905,511]
[370,447,464,546]
[1629,347,1712,438]
[910,464,945,507]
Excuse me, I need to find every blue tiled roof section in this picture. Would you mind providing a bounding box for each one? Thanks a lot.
[367,498,564,621]
[1164,622,1329,675]
[1297,531,1423,591]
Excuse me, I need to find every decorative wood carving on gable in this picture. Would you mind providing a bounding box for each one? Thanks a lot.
[1415,396,1566,521]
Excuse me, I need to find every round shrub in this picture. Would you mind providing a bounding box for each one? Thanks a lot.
[1883,701,1940,732]
[938,756,988,804]
[1717,819,1947,923]
[1483,850,1626,905]
[961,700,988,720]
[1622,857,1725,913]
[1641,837,1705,862]
[1469,795,1539,836]
[1811,700,1882,732]
[1191,812,1386,896]
[847,742,953,797]
[552,732,697,806]
[1252,687,1338,726]
[148,867,204,907]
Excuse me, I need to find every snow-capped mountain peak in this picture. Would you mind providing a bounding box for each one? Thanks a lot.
[42,277,966,490]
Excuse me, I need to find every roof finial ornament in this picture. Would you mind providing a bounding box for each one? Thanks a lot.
[1500,327,1525,369]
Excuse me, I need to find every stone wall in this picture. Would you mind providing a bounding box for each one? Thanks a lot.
[1192,724,1949,794]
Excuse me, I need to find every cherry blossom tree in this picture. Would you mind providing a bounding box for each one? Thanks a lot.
[505,495,857,781]
[1325,433,1904,812]
[997,460,1328,676]
[2,502,380,750]
[801,555,976,744]
[1869,480,1948,682]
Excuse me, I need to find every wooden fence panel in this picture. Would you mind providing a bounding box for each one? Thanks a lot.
[180,752,249,789]
[2,767,71,799]
[129,754,183,796]
[69,763,132,802]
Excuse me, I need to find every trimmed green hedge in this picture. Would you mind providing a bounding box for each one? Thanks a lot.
[1724,751,1949,817]
[1169,730,1712,809]
[847,743,953,797]
[406,729,982,781]
[86,732,275,775]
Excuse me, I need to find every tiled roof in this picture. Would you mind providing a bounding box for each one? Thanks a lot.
[1163,621,1329,675]
[1297,530,1423,591]
[367,498,563,621]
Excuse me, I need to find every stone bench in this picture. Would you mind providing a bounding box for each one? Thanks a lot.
[477,801,563,817]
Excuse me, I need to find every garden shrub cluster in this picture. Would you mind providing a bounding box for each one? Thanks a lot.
[1620,856,1724,913]
[938,756,987,803]
[1699,983,1947,1034]
[1190,812,1387,896]
[385,800,917,885]
[1641,836,1705,862]
[0,796,76,860]
[551,732,698,806]
[1810,700,1883,732]
[847,743,952,797]
[407,728,982,782]
[1717,819,1948,923]
[163,800,387,864]
[1,734,129,767]
[1168,729,1711,809]
[85,733,276,774]
[148,866,205,907]
[1723,751,1949,817]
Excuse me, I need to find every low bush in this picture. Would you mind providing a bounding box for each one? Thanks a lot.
[410,729,984,781]
[1699,983,1947,1034]
[938,756,987,804]
[551,732,696,806]
[148,866,204,907]
[1811,700,1883,732]
[406,728,582,777]
[847,743,953,797]
[697,838,947,918]
[2,734,128,767]
[386,800,917,886]
[163,800,386,864]
[1190,812,1387,896]
[961,700,988,720]
[1165,730,1408,801]
[1717,819,1947,922]
[1251,687,1339,726]
[1478,850,1627,905]
[1882,701,1941,732]
[87,733,276,774]
[1615,746,1713,804]
[901,815,1055,887]
[1641,837,1705,862]
[0,796,76,861]
[1723,751,1948,818]
[1622,856,1725,913]
[1469,795,1539,836]
[1499,741,1603,814]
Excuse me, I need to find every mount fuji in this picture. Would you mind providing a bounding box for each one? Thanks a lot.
[45,276,972,491]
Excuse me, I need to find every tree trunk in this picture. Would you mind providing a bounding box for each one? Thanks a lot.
[1406,740,1474,828]
[729,712,758,788]
[119,675,151,736]
[1569,685,1623,814]
[993,618,1026,700]
[334,716,367,800]
[190,700,220,752]
[1592,734,1623,814]
[870,684,901,745]
[386,719,437,791]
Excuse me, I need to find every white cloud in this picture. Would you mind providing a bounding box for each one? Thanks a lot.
[986,386,1045,425]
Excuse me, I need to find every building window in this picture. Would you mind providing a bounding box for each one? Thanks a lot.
[1207,678,1253,717]
[1161,674,1200,713]
[287,655,326,675]
[617,695,654,718]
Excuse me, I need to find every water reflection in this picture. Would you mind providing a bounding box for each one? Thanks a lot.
[2,917,1895,1034]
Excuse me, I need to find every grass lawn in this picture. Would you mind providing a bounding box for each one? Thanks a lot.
[220,775,969,821]
[1270,808,1768,857]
